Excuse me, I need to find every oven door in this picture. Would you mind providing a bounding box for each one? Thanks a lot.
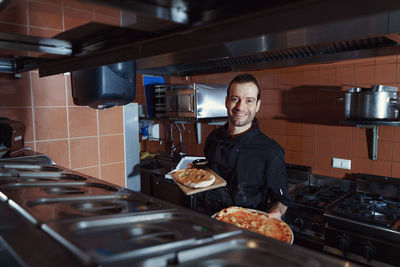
[284,204,325,251]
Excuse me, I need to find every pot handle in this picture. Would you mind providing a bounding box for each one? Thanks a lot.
[389,97,400,109]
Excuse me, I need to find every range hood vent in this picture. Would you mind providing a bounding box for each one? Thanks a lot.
[1,0,400,77]
[138,36,398,76]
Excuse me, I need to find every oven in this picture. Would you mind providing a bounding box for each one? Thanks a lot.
[324,173,400,266]
[284,175,352,251]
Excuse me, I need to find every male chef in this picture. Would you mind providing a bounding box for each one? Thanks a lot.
[198,73,290,219]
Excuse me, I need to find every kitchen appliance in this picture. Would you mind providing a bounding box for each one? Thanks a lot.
[324,173,400,266]
[285,163,311,191]
[285,175,352,251]
[344,85,400,120]
[0,118,25,157]
[154,84,168,118]
[71,61,136,109]
[166,83,227,119]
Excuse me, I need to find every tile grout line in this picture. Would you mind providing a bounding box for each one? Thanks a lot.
[122,105,127,188]
[73,161,124,171]
[96,110,101,180]
[64,73,71,169]
[32,134,124,143]
[29,72,36,151]
[27,0,36,151]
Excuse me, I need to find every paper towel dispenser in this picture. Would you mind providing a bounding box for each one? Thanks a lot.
[71,61,136,109]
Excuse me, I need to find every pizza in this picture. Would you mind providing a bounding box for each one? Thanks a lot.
[214,206,293,244]
[171,168,215,188]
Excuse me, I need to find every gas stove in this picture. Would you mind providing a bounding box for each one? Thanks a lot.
[324,174,400,266]
[331,192,399,228]
[292,184,348,209]
[284,175,352,251]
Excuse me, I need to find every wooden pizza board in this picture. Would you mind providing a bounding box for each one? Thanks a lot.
[171,168,227,195]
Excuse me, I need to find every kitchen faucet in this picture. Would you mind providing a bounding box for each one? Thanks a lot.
[174,122,186,157]
[169,122,176,158]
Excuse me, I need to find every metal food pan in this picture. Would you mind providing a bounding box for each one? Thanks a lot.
[174,237,358,267]
[0,164,65,172]
[42,211,242,265]
[9,193,171,225]
[1,182,120,201]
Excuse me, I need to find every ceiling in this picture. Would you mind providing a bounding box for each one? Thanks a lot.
[1,0,400,77]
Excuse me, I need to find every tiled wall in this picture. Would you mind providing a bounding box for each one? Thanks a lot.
[0,0,126,187]
[140,56,400,179]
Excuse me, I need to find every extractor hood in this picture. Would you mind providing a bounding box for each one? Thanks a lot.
[2,0,400,77]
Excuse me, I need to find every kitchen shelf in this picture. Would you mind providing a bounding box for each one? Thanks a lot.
[340,120,400,127]
[340,120,400,160]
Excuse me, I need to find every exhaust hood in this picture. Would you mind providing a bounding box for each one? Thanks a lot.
[2,0,400,77]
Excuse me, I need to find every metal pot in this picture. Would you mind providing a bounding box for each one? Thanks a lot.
[344,85,400,120]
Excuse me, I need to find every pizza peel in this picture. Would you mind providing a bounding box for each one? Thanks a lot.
[170,168,227,195]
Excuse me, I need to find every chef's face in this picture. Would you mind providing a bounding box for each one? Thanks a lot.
[225,82,261,128]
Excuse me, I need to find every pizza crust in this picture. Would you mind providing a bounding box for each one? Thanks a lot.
[214,206,293,244]
[172,168,215,188]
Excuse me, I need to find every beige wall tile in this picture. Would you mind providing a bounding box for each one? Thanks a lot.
[98,106,123,135]
[99,134,124,164]
[101,162,125,187]
[36,139,69,167]
[70,137,99,169]
[31,73,66,107]
[68,107,97,138]
[34,107,68,140]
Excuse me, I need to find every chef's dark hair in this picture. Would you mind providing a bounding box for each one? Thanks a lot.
[227,73,261,101]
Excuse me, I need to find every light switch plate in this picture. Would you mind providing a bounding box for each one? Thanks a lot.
[332,158,351,170]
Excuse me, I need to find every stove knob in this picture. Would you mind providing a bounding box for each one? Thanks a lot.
[362,241,376,260]
[338,234,351,254]
[311,222,321,232]
[294,217,304,228]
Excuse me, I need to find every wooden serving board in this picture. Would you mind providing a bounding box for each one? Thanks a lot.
[171,168,227,195]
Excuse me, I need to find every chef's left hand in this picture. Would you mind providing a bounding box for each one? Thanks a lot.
[267,211,282,220]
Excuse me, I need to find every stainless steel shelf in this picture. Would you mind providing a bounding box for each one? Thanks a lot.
[340,120,400,127]
[339,120,400,160]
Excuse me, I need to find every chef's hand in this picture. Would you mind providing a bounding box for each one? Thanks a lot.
[268,202,287,220]
[267,211,282,220]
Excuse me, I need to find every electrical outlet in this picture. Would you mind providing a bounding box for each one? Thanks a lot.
[332,158,351,170]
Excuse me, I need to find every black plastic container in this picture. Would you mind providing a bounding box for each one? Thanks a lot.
[71,61,136,109]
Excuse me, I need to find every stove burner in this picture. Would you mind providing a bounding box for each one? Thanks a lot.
[294,185,346,208]
[334,193,400,228]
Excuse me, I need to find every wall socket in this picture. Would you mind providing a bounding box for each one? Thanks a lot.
[332,158,351,170]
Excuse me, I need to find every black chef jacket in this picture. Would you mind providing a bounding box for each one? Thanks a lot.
[198,119,290,215]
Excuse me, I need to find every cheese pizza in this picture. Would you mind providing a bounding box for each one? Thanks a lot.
[171,168,215,188]
[214,206,293,244]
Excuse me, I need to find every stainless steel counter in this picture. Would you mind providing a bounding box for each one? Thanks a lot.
[0,154,360,266]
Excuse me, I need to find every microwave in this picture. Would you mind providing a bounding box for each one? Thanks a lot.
[166,83,228,119]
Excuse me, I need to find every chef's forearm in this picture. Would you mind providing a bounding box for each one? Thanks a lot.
[269,202,287,217]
